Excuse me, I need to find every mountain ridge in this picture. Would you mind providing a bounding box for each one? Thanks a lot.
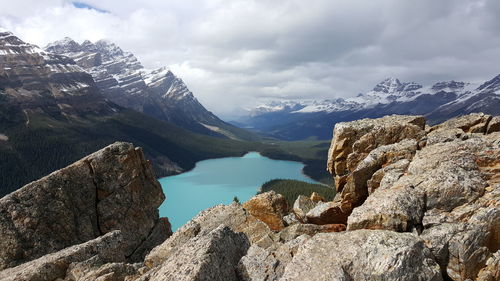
[237,75,500,140]
[45,37,257,141]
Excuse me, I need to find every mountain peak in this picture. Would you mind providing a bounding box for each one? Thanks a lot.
[45,37,81,53]
[373,77,402,93]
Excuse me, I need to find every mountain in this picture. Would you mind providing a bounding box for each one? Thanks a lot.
[0,32,260,197]
[45,38,256,141]
[237,76,500,140]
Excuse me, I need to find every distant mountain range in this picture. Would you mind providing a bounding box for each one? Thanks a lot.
[45,37,256,141]
[234,76,500,140]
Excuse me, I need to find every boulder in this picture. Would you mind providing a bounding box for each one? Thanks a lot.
[0,142,170,270]
[305,201,349,225]
[486,116,500,134]
[237,235,309,281]
[447,224,493,281]
[243,191,288,231]
[406,141,487,211]
[347,185,425,232]
[292,195,316,221]
[338,139,418,215]
[367,159,410,193]
[430,112,492,134]
[280,230,442,281]
[309,192,325,202]
[139,225,250,281]
[0,231,125,281]
[327,115,425,192]
[145,203,272,268]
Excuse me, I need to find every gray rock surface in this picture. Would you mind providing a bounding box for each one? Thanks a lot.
[305,201,348,225]
[139,225,249,281]
[237,235,309,281]
[292,195,316,222]
[347,185,425,232]
[0,142,170,270]
[429,112,492,134]
[0,231,125,281]
[145,203,272,268]
[280,230,443,281]
[327,114,425,192]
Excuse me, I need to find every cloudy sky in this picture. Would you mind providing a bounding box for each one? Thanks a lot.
[1,0,499,117]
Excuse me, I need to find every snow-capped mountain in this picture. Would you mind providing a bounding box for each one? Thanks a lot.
[0,32,118,129]
[237,76,500,140]
[45,38,254,140]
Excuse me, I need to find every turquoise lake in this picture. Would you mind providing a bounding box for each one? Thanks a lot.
[158,152,318,231]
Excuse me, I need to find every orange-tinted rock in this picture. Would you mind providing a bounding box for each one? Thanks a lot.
[310,192,325,202]
[243,191,288,231]
[305,202,349,225]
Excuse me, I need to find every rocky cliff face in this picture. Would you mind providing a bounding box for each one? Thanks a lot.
[0,142,171,271]
[0,113,498,281]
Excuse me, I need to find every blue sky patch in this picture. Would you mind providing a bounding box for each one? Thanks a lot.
[72,2,109,13]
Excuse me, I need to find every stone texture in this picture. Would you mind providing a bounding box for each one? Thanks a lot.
[292,195,316,222]
[477,251,500,281]
[280,230,442,281]
[486,116,500,134]
[327,114,425,192]
[337,139,418,218]
[145,203,272,269]
[426,128,469,145]
[347,185,425,232]
[430,112,492,134]
[405,140,487,211]
[237,235,310,281]
[309,192,325,202]
[128,218,172,262]
[63,257,140,281]
[305,201,349,225]
[139,225,250,281]
[0,142,170,270]
[0,231,125,281]
[446,224,492,280]
[243,191,288,231]
[282,213,299,226]
[278,223,346,242]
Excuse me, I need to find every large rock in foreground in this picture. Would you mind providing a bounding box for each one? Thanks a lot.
[0,142,171,270]
[280,230,443,281]
[140,226,249,281]
[0,231,126,281]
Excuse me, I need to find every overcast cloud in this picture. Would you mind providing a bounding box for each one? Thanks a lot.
[1,0,499,117]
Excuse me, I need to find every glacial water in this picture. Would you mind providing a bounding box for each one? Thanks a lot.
[158,152,318,231]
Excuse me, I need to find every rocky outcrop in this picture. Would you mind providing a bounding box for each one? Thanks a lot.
[326,115,425,223]
[0,231,126,281]
[323,113,499,281]
[280,230,442,281]
[0,142,171,270]
[327,114,425,191]
[139,226,249,281]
